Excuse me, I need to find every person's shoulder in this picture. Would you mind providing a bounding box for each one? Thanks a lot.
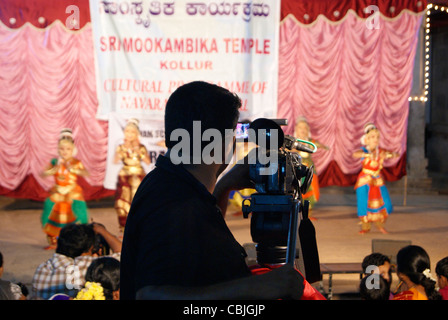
[73,254,95,265]
[392,287,428,300]
[35,253,65,267]
[163,196,204,213]
[105,252,121,261]
[129,193,203,235]
[135,166,191,201]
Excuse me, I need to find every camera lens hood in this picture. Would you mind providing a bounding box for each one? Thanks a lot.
[249,118,285,149]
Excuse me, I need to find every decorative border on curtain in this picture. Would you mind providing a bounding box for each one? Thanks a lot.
[0,0,91,30]
[281,7,429,28]
[280,0,428,23]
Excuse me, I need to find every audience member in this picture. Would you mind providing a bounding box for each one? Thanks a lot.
[362,252,393,299]
[74,257,120,300]
[435,256,448,300]
[359,274,390,300]
[0,251,26,300]
[393,245,441,300]
[31,222,121,300]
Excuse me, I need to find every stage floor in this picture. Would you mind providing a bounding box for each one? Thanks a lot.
[1,190,447,299]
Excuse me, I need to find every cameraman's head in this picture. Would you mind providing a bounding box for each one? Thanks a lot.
[165,81,241,174]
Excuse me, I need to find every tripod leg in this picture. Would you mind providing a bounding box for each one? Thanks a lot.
[328,274,333,300]
[286,200,300,265]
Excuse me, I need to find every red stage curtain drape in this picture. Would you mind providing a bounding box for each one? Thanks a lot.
[0,18,113,201]
[0,0,426,200]
[278,1,426,186]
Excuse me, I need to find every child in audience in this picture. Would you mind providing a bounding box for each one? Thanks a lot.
[435,256,448,300]
[74,256,120,300]
[361,252,393,299]
[360,274,390,300]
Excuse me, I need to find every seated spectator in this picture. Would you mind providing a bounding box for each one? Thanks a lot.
[31,222,121,300]
[359,274,390,300]
[435,256,448,300]
[74,257,120,300]
[361,252,393,299]
[393,245,441,300]
[0,251,26,300]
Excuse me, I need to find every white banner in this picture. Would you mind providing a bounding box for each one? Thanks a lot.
[89,0,280,121]
[103,113,166,189]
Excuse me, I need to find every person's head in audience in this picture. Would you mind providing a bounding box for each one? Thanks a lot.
[85,257,120,300]
[396,245,441,300]
[362,252,392,289]
[435,256,448,299]
[56,223,96,258]
[360,274,390,300]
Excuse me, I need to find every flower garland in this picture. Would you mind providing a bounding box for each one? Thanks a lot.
[74,282,106,300]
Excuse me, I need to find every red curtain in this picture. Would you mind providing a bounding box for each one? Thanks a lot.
[0,6,112,201]
[277,3,425,186]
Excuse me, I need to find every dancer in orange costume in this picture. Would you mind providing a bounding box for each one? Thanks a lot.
[353,123,399,234]
[294,117,329,219]
[114,118,150,233]
[41,129,89,249]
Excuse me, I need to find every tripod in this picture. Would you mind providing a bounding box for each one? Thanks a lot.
[242,193,301,266]
[242,193,321,283]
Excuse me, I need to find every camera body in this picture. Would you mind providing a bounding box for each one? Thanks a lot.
[239,118,313,202]
[240,119,319,278]
[249,147,311,196]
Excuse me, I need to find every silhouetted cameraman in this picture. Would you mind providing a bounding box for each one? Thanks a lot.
[120,81,304,300]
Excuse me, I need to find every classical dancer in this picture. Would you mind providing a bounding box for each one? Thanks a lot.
[294,117,329,219]
[114,118,150,232]
[41,129,89,249]
[353,123,399,234]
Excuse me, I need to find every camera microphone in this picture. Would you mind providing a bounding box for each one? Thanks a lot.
[284,135,317,153]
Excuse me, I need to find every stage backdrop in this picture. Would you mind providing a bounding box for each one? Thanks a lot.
[0,0,427,201]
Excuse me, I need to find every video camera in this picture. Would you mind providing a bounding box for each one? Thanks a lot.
[236,118,321,283]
